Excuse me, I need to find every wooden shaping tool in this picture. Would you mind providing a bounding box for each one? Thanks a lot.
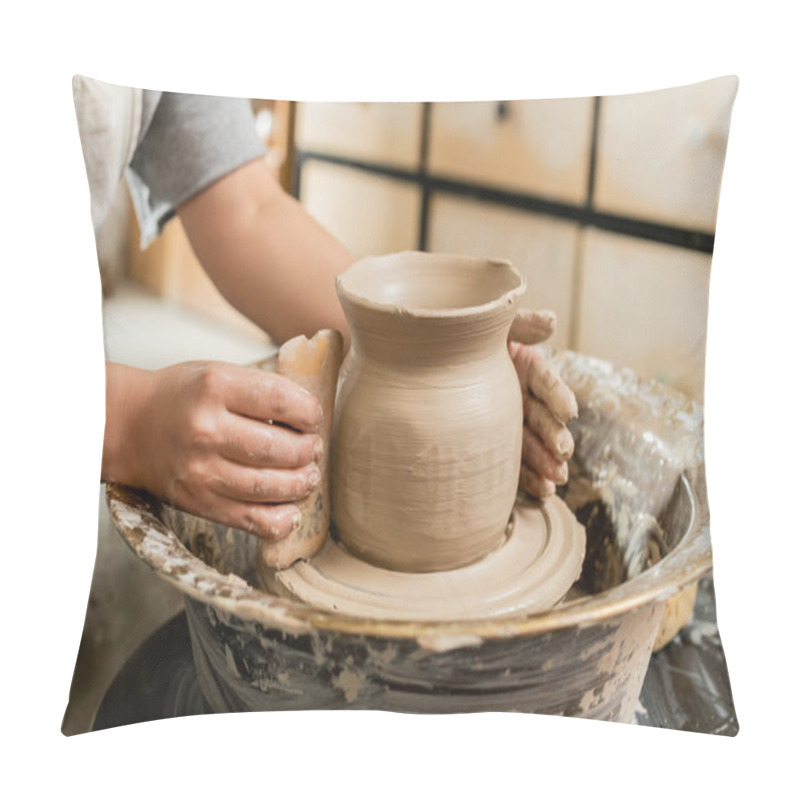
[257,329,344,571]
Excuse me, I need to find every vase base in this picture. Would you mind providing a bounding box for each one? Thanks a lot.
[263,495,586,622]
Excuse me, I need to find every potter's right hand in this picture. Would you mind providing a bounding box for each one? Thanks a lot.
[102,361,324,541]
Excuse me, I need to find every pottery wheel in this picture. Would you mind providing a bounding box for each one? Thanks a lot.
[267,495,585,622]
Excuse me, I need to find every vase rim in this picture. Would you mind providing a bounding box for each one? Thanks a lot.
[336,251,526,321]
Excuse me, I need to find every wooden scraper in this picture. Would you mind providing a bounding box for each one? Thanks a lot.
[257,329,344,571]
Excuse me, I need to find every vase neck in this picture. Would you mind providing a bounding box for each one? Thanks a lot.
[344,300,518,366]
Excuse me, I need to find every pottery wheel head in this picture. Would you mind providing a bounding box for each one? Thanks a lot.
[264,495,586,622]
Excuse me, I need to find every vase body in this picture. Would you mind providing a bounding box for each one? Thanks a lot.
[331,252,525,572]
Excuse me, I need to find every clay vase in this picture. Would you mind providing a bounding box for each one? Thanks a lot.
[331,251,526,573]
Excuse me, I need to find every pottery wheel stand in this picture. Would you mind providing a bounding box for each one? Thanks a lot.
[92,577,737,734]
[97,257,736,727]
[103,347,738,728]
[261,495,585,622]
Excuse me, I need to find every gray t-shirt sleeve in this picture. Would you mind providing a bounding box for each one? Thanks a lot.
[126,91,267,247]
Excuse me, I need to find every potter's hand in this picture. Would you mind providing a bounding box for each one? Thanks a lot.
[102,361,324,541]
[508,310,578,498]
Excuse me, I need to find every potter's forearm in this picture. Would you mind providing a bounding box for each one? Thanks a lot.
[179,158,354,346]
[102,362,151,487]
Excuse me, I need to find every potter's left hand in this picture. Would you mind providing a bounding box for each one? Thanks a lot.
[508,309,578,498]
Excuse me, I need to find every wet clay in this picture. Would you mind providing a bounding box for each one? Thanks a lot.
[266,494,586,622]
[332,252,526,573]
